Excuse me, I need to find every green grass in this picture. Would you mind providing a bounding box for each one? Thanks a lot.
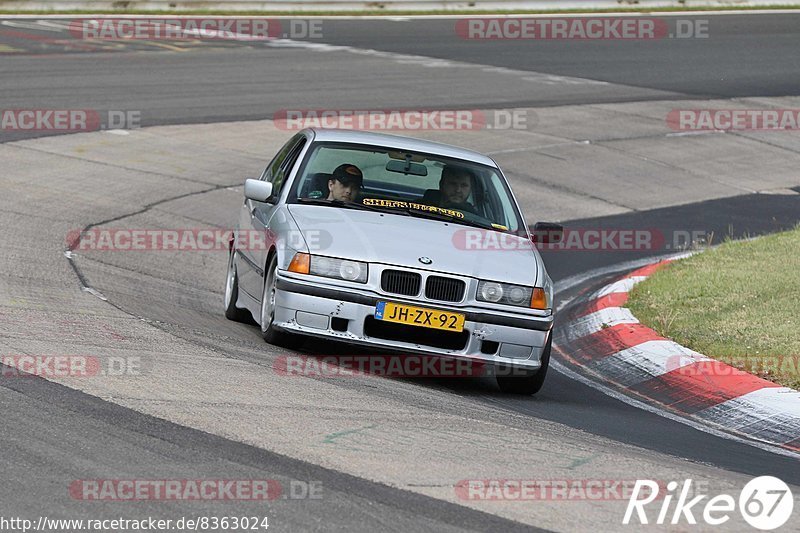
[2,5,800,15]
[627,227,800,389]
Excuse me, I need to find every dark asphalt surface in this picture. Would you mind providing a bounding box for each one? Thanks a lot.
[1,14,799,143]
[0,367,539,532]
[540,189,800,281]
[2,12,800,531]
[289,15,800,98]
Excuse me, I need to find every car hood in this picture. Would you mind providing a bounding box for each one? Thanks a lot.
[287,204,540,285]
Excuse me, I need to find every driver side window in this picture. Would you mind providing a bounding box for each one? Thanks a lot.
[260,134,306,198]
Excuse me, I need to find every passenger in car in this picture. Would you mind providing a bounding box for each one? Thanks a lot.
[436,164,477,213]
[327,163,364,202]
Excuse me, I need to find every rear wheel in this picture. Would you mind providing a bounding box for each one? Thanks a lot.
[224,248,251,323]
[260,255,304,349]
[496,332,551,395]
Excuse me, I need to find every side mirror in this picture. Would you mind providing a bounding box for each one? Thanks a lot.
[244,179,274,203]
[532,222,564,244]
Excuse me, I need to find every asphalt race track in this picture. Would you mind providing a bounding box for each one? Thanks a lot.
[1,12,800,532]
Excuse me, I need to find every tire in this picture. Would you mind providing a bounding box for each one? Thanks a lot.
[260,254,304,349]
[496,332,551,395]
[224,248,251,323]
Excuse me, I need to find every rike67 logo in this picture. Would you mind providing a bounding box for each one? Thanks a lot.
[624,476,794,530]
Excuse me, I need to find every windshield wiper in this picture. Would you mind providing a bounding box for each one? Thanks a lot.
[296,198,385,212]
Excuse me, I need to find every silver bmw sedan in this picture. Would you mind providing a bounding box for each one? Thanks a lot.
[224,128,562,394]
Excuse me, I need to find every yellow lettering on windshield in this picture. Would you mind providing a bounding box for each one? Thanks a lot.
[362,198,464,218]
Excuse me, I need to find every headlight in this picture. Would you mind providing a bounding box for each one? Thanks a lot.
[477,280,549,310]
[478,282,504,302]
[507,286,528,305]
[309,255,368,283]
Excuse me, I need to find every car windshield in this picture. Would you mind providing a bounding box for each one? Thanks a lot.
[288,142,525,233]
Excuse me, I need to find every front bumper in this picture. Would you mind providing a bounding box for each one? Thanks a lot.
[273,274,553,371]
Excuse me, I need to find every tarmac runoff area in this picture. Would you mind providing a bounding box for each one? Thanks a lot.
[2,96,800,530]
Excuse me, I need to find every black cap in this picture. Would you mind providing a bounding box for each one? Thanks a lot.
[331,164,364,186]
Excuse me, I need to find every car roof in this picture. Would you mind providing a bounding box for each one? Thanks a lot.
[306,128,498,167]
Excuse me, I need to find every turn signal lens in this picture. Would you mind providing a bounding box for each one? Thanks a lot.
[288,253,310,274]
[530,287,548,310]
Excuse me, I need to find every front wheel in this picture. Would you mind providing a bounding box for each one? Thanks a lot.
[496,332,551,395]
[260,255,303,349]
[224,248,251,323]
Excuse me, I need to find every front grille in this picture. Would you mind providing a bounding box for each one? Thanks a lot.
[425,276,465,302]
[381,270,421,296]
[364,317,469,350]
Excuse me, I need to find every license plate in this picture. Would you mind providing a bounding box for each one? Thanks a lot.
[375,301,465,332]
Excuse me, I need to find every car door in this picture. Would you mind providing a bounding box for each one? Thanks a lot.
[236,133,308,300]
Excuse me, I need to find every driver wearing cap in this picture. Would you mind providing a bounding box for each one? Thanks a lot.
[328,163,364,202]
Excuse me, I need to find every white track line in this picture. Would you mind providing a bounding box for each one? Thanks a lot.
[589,340,710,387]
[569,307,639,338]
[595,276,647,298]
